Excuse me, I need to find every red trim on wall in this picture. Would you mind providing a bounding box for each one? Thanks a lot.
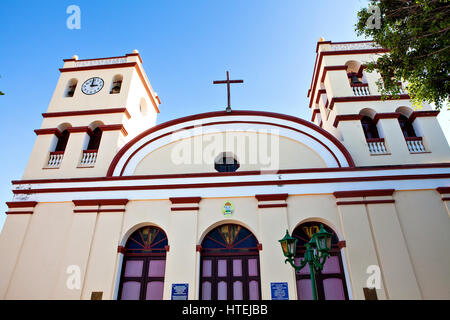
[196,245,202,252]
[5,211,34,215]
[405,137,423,142]
[257,243,263,251]
[333,114,363,128]
[311,108,320,122]
[437,187,450,194]
[11,163,450,185]
[315,89,326,104]
[34,128,61,137]
[442,197,450,201]
[125,52,143,63]
[133,64,160,114]
[72,199,129,206]
[169,197,202,204]
[6,201,38,208]
[67,126,94,135]
[118,245,126,254]
[258,203,288,209]
[336,199,395,205]
[255,194,288,201]
[334,189,395,198]
[409,110,440,123]
[12,175,450,195]
[329,95,411,110]
[42,108,131,119]
[315,40,332,53]
[373,112,401,124]
[170,206,199,211]
[98,124,128,137]
[164,245,170,252]
[107,110,355,176]
[338,240,346,249]
[366,138,385,143]
[74,209,125,213]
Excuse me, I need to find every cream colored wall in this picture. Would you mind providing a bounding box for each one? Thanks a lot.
[393,190,450,299]
[133,133,327,175]
[2,189,448,300]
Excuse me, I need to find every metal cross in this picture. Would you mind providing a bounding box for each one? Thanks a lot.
[213,71,244,112]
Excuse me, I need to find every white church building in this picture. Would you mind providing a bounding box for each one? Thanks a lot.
[0,40,449,300]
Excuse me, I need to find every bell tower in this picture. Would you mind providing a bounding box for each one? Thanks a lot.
[22,50,161,180]
[308,39,450,166]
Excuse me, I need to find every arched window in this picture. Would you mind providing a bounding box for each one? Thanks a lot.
[65,79,77,97]
[118,226,168,300]
[293,222,348,300]
[214,153,240,172]
[398,114,417,138]
[87,127,102,150]
[361,116,379,139]
[54,129,70,152]
[110,74,123,94]
[200,224,261,300]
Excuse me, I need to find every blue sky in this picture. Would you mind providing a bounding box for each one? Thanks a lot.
[0,0,448,230]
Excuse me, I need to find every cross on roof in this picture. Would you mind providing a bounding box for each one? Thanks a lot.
[213,71,244,113]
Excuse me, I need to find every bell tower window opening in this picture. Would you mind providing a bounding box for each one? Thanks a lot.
[361,116,380,139]
[54,129,70,152]
[87,127,102,151]
[65,79,78,97]
[398,114,417,138]
[110,75,123,94]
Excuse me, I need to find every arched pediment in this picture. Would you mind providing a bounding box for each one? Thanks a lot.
[107,110,354,176]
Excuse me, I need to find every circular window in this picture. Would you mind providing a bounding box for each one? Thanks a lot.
[214,152,240,172]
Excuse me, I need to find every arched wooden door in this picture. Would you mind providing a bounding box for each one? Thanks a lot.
[118,226,168,300]
[293,222,349,300]
[199,224,261,300]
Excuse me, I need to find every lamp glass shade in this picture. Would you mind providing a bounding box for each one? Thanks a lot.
[313,225,333,255]
[279,230,297,258]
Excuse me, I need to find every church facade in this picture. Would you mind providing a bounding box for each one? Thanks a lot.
[1,40,449,300]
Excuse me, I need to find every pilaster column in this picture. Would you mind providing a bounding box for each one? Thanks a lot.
[334,190,387,300]
[0,202,36,298]
[163,197,201,300]
[335,189,422,299]
[437,187,450,217]
[80,199,128,300]
[255,194,297,300]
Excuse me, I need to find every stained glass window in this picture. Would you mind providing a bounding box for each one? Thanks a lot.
[200,224,261,300]
[118,226,168,300]
[293,222,348,300]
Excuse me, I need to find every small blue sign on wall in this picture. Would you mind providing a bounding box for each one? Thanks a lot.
[271,282,289,300]
[171,283,189,300]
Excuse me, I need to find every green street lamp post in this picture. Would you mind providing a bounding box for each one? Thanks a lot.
[279,225,333,300]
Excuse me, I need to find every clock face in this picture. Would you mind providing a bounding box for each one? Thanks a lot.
[81,77,104,95]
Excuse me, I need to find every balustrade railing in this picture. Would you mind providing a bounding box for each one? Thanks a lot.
[405,137,426,153]
[351,83,370,96]
[367,138,388,155]
[80,150,98,166]
[47,151,64,168]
